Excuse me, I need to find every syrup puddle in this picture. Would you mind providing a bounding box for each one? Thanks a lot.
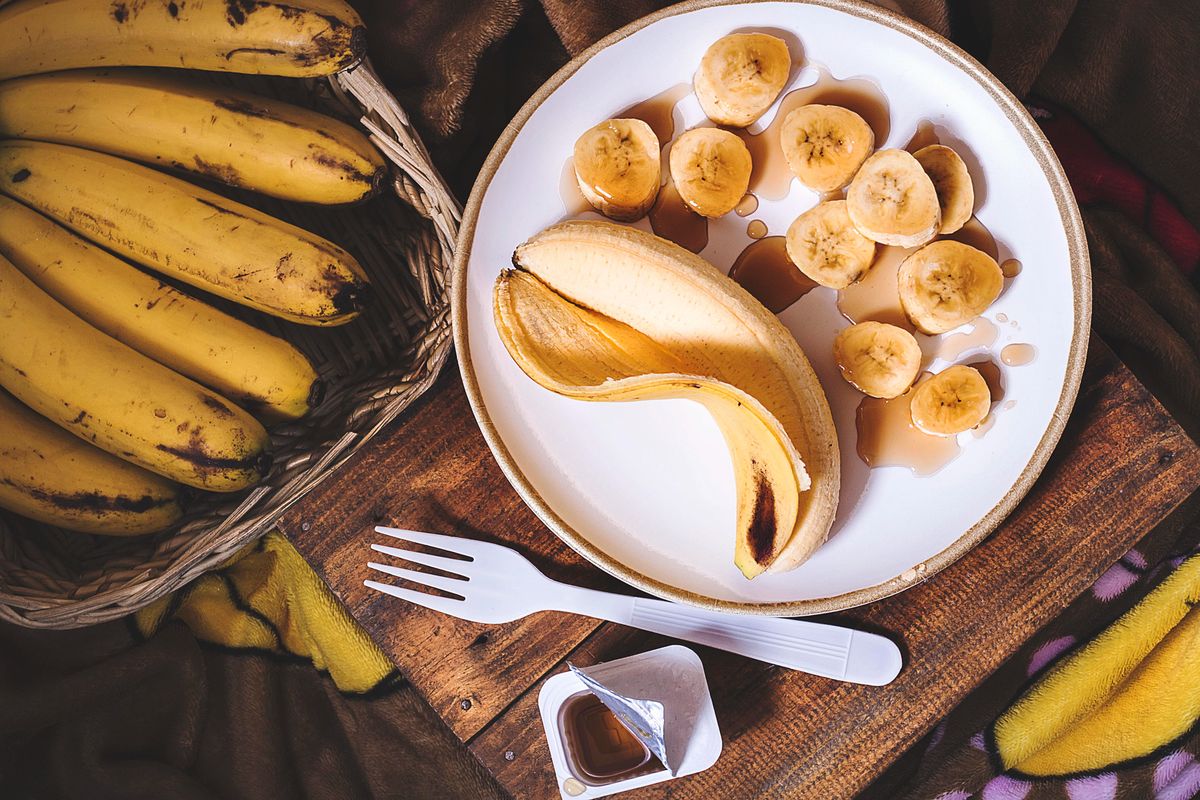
[738,65,890,201]
[649,175,708,253]
[735,193,759,217]
[936,318,999,363]
[1001,258,1022,278]
[856,375,959,476]
[728,236,816,313]
[746,219,768,239]
[1001,343,1037,366]
[620,82,690,145]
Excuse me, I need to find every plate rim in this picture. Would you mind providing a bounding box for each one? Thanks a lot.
[451,0,1092,616]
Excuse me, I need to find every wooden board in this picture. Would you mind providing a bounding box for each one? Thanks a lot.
[279,342,1200,799]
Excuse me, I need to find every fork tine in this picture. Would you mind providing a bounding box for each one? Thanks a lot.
[367,562,468,595]
[364,579,465,614]
[374,526,483,559]
[370,543,472,575]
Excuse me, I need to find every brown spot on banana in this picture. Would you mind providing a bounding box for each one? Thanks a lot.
[23,485,176,514]
[748,469,778,565]
[155,441,272,477]
[191,156,241,185]
[199,394,235,417]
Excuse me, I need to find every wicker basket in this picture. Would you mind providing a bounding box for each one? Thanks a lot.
[0,62,461,628]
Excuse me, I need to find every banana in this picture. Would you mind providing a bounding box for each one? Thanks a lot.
[913,144,974,234]
[0,140,370,326]
[898,240,1003,334]
[785,200,877,288]
[573,119,661,221]
[508,220,839,576]
[0,390,183,535]
[833,322,922,399]
[0,197,321,421]
[668,128,752,218]
[0,0,365,80]
[0,69,386,205]
[694,33,791,127]
[846,148,941,247]
[909,365,991,436]
[0,253,271,492]
[495,268,807,579]
[780,104,874,192]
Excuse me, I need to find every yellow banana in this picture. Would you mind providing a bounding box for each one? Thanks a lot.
[0,0,365,80]
[496,268,808,579]
[0,196,321,421]
[504,220,840,577]
[0,389,183,535]
[0,253,271,492]
[0,69,386,205]
[0,140,370,325]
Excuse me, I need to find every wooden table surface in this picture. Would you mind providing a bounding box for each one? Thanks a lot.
[280,342,1200,799]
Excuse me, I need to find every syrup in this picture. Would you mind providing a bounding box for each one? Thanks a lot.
[735,193,759,217]
[746,219,768,239]
[904,120,939,153]
[619,82,690,146]
[855,375,960,476]
[1001,258,1022,278]
[559,156,592,217]
[965,358,1006,403]
[560,692,659,784]
[944,216,999,260]
[728,236,816,313]
[936,317,999,363]
[738,66,890,201]
[1000,343,1036,366]
[649,177,708,253]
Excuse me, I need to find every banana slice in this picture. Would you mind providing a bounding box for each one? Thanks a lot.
[913,144,974,234]
[909,365,991,436]
[573,118,661,221]
[898,240,1003,334]
[669,128,753,218]
[846,149,941,247]
[780,104,874,192]
[833,322,922,399]
[785,200,877,288]
[694,33,791,127]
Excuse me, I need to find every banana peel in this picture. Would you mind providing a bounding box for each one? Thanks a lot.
[495,220,840,578]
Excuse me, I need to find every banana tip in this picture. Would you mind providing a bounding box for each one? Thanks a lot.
[308,379,327,409]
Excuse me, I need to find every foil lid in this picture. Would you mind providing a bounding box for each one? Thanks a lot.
[568,661,673,775]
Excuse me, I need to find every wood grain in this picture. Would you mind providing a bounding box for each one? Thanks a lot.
[281,343,1200,799]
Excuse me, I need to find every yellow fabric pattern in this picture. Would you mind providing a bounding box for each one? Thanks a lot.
[135,531,394,694]
[994,554,1200,776]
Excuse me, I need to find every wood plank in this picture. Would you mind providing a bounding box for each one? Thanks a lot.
[276,367,635,740]
[466,345,1200,799]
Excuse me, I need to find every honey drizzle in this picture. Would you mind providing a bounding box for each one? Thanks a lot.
[855,375,960,476]
[746,219,768,239]
[735,193,759,217]
[1001,258,1022,278]
[559,156,592,217]
[619,82,690,145]
[936,317,999,363]
[728,236,816,313]
[1000,343,1036,366]
[649,176,708,253]
[737,66,890,201]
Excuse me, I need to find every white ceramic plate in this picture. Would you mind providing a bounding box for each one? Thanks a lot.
[453,0,1089,615]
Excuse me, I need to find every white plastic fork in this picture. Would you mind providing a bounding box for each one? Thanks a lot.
[365,526,903,686]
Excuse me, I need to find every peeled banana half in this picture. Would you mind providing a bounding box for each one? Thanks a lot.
[694,33,791,127]
[781,104,874,193]
[0,69,387,205]
[0,389,183,536]
[0,196,321,422]
[497,220,840,578]
[0,253,271,492]
[0,0,366,80]
[573,119,661,221]
[846,148,941,247]
[0,140,370,326]
[898,240,1003,334]
[668,128,752,218]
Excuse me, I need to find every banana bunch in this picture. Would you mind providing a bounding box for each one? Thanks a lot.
[495,221,840,579]
[0,0,387,535]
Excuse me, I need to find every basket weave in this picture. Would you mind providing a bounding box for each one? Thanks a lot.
[0,62,461,628]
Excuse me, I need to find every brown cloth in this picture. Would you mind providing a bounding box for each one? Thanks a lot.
[2,1,1198,799]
